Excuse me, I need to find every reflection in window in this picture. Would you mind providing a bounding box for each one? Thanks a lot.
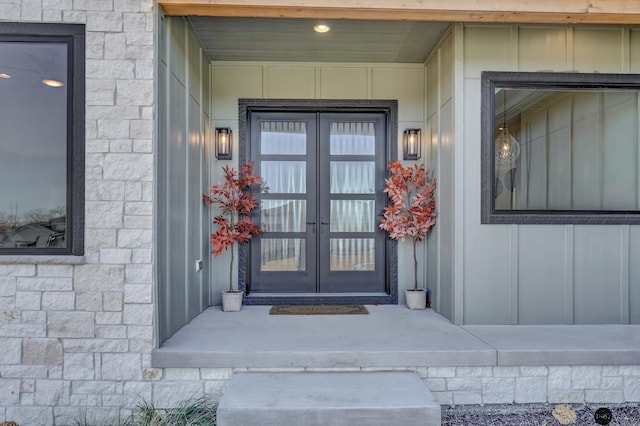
[0,23,84,253]
[482,71,640,224]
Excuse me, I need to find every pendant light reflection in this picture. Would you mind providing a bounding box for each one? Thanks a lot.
[42,79,64,88]
[495,90,520,164]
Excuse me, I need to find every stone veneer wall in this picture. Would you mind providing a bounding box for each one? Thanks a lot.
[0,0,161,424]
[1,2,640,425]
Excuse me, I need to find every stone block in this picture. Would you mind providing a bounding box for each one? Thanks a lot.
[118,229,153,249]
[428,367,456,378]
[0,265,36,276]
[48,312,95,338]
[204,380,226,400]
[116,0,142,12]
[619,366,640,376]
[5,407,53,426]
[87,180,126,201]
[123,303,153,325]
[123,381,152,407]
[129,119,153,138]
[1,365,48,378]
[452,391,482,405]
[86,11,123,32]
[17,277,72,291]
[104,292,124,311]
[0,338,21,364]
[432,391,453,405]
[76,292,103,311]
[624,377,640,401]
[35,380,70,405]
[110,139,133,152]
[446,378,481,391]
[515,377,547,403]
[0,296,15,309]
[96,325,127,339]
[123,12,146,33]
[85,201,124,228]
[63,353,95,380]
[36,265,74,278]
[15,291,42,310]
[22,310,46,324]
[72,381,117,395]
[96,312,123,325]
[572,366,601,389]
[492,366,520,377]
[102,353,142,380]
[142,368,162,381]
[75,0,113,10]
[132,249,152,263]
[124,284,152,303]
[124,215,153,229]
[105,33,127,59]
[0,323,47,338]
[520,366,548,377]
[548,389,585,403]
[0,277,17,296]
[23,338,62,365]
[128,325,153,339]
[126,44,153,60]
[42,292,75,311]
[153,382,204,409]
[124,200,152,216]
[75,265,124,292]
[548,366,572,390]
[133,138,153,152]
[456,366,492,377]
[600,376,623,390]
[116,80,153,105]
[21,0,42,20]
[482,377,515,404]
[62,338,128,353]
[104,154,153,181]
[125,265,152,284]
[85,228,117,249]
[585,389,624,403]
[100,248,132,264]
[164,368,200,380]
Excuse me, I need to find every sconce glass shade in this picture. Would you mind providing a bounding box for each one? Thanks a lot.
[216,128,232,160]
[494,126,520,164]
[403,129,421,160]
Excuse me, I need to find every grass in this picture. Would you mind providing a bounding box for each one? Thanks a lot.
[74,397,217,426]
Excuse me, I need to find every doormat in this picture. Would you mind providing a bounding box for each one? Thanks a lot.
[269,305,369,315]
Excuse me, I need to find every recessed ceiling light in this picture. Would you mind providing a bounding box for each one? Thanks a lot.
[313,24,330,33]
[0,73,10,79]
[42,79,64,88]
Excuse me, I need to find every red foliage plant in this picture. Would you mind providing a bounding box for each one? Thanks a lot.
[379,160,437,291]
[203,162,262,293]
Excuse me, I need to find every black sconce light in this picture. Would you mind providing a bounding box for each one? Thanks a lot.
[215,127,232,160]
[403,129,421,160]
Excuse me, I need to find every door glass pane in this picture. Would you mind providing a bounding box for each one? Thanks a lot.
[261,238,306,271]
[261,200,306,232]
[330,200,374,232]
[330,161,375,194]
[330,122,375,155]
[330,238,375,271]
[261,121,306,155]
[261,161,306,193]
[0,41,68,250]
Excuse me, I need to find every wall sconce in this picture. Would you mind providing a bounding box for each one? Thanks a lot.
[403,129,421,160]
[215,128,232,160]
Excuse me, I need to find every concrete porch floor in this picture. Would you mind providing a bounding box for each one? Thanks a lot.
[151,305,640,368]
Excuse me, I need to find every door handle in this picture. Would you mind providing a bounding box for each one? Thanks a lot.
[306,218,316,234]
[320,218,330,234]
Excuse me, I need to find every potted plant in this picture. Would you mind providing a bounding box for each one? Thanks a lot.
[204,162,262,312]
[379,160,437,310]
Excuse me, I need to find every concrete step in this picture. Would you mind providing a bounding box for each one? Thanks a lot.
[217,371,441,426]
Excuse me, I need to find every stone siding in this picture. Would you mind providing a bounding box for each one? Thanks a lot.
[0,0,155,424]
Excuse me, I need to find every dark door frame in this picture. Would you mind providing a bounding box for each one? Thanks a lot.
[238,98,399,305]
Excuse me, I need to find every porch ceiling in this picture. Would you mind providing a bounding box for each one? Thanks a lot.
[187,17,450,63]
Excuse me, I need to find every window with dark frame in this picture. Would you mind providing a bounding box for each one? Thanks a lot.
[481,71,640,225]
[0,23,85,255]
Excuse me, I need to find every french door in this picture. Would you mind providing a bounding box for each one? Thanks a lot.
[247,110,388,294]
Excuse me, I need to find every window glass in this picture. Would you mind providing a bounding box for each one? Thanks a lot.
[482,71,640,224]
[0,23,84,254]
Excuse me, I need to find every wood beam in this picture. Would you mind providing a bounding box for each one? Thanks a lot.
[157,0,640,25]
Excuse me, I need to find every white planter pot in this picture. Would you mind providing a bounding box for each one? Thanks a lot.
[405,289,427,310]
[222,291,243,312]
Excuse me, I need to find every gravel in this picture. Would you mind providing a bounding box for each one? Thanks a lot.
[441,403,640,425]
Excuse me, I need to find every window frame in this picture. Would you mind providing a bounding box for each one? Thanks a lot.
[481,71,640,225]
[0,22,85,255]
